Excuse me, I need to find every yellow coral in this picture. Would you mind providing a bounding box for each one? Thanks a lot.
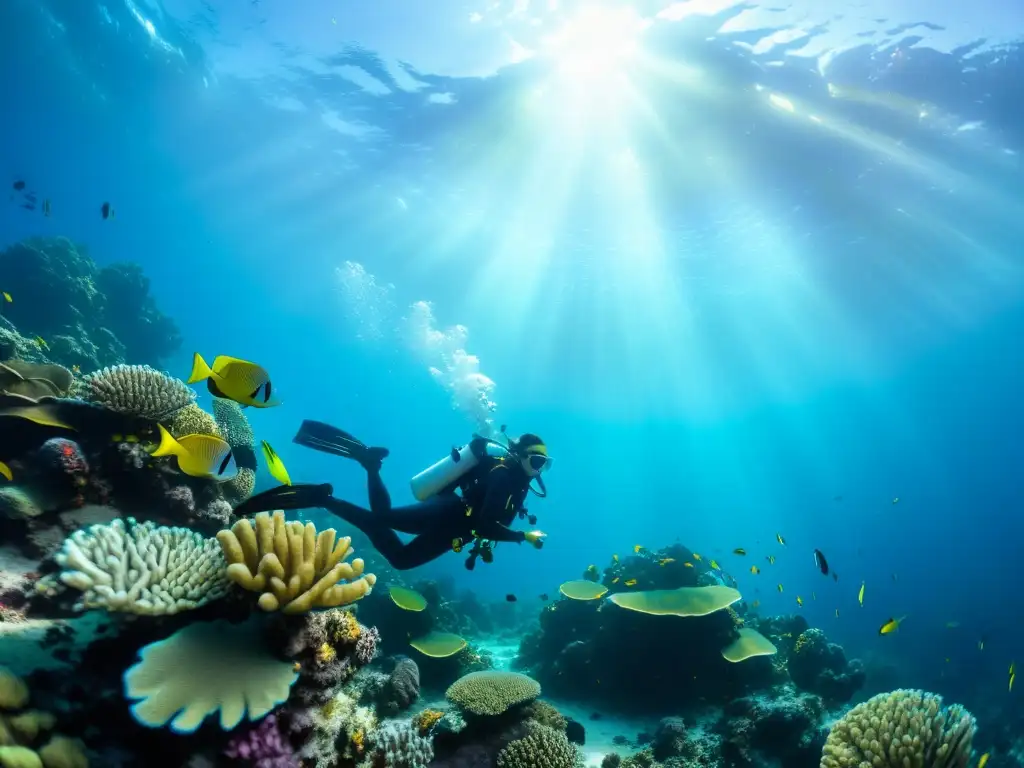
[316,643,337,665]
[351,728,364,755]
[794,630,810,654]
[331,611,361,644]
[216,511,377,614]
[413,709,444,735]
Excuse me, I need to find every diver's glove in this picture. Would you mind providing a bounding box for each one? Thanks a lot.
[524,530,547,549]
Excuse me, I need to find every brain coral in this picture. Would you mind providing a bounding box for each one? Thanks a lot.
[445,671,541,716]
[820,689,975,768]
[497,722,577,768]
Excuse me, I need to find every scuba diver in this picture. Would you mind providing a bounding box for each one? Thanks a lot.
[234,420,552,571]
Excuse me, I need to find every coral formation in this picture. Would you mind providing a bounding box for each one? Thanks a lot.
[216,511,377,614]
[211,397,257,504]
[54,517,229,615]
[376,655,421,715]
[223,713,299,767]
[167,403,220,439]
[0,666,88,768]
[820,690,976,768]
[370,720,433,768]
[496,722,577,768]
[0,361,73,400]
[0,237,180,370]
[124,618,299,732]
[446,671,542,717]
[790,628,866,703]
[78,365,194,420]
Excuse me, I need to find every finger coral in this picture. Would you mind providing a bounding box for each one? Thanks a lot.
[124,618,299,732]
[217,511,376,614]
[819,689,975,768]
[55,517,230,615]
[445,671,541,717]
[79,365,194,420]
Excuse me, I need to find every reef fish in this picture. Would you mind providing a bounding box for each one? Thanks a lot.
[101,201,115,219]
[506,594,517,602]
[709,559,720,570]
[796,596,804,607]
[813,548,829,575]
[733,548,747,556]
[750,565,760,575]
[979,753,990,768]
[151,424,237,480]
[2,292,10,303]
[858,582,865,607]
[261,440,292,486]
[624,579,637,587]
[0,460,11,481]
[766,555,775,565]
[188,353,281,408]
[776,533,786,545]
[878,616,906,635]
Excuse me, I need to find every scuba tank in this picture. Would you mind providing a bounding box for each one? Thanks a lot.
[409,437,511,502]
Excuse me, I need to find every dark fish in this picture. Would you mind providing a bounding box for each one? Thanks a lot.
[589,712,603,721]
[505,594,517,602]
[12,180,25,191]
[42,199,51,217]
[832,572,839,582]
[539,593,549,601]
[101,201,113,219]
[813,548,829,576]
[20,203,34,210]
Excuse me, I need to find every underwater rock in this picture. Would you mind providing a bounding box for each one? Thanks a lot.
[718,685,825,768]
[376,655,421,715]
[789,628,866,704]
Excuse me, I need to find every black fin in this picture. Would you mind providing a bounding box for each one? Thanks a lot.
[293,420,389,467]
[232,482,334,516]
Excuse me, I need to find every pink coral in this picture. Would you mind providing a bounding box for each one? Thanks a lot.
[224,714,299,768]
[355,625,380,665]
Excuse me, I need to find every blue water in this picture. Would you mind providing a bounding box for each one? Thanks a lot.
[3,0,1023,717]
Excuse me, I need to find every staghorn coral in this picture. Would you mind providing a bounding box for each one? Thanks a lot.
[819,689,975,768]
[370,720,433,768]
[217,510,376,614]
[0,666,88,768]
[445,671,541,717]
[55,517,230,615]
[496,722,577,768]
[79,365,194,420]
[124,617,299,732]
[167,403,220,439]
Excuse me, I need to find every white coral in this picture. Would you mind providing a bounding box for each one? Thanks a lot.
[56,517,229,615]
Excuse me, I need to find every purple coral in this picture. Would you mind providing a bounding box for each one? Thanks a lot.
[355,625,380,665]
[224,714,300,768]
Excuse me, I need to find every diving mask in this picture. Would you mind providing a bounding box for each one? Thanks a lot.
[527,453,552,472]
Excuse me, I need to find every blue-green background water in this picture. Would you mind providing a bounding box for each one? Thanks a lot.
[2,0,1024,713]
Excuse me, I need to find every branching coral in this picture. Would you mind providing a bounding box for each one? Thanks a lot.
[55,517,230,615]
[370,720,433,768]
[0,666,88,768]
[445,671,541,717]
[216,511,376,614]
[79,365,194,420]
[124,618,299,732]
[820,689,975,768]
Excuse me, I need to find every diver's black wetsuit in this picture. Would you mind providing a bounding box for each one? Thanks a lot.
[323,452,532,570]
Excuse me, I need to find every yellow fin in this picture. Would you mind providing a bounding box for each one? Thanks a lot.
[187,352,214,385]
[0,461,11,481]
[150,424,182,459]
[261,440,292,486]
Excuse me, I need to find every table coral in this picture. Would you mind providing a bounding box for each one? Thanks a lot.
[446,671,541,717]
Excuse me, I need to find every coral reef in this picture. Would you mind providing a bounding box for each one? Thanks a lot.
[446,671,542,717]
[78,365,194,421]
[369,720,433,768]
[216,511,378,614]
[496,721,577,768]
[0,666,88,768]
[0,237,179,370]
[790,628,866,704]
[375,655,421,715]
[820,689,976,768]
[223,713,299,767]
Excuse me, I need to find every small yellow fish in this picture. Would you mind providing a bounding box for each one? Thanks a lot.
[777,583,784,593]
[766,555,775,565]
[796,596,804,607]
[125,435,139,443]
[611,577,620,584]
[858,581,865,606]
[659,558,675,566]
[34,336,48,350]
[835,609,840,618]
[187,353,281,408]
[978,752,990,768]
[0,460,12,482]
[776,533,786,545]
[633,545,644,553]
[684,562,694,568]
[751,600,760,608]
[71,364,81,374]
[1,292,11,302]
[612,554,619,562]
[624,579,637,587]
[979,639,986,651]
[261,440,292,486]
[692,553,702,561]
[878,616,905,635]
[1010,672,1016,692]
[750,565,760,575]
[710,559,720,570]
[1011,662,1017,676]
[112,434,123,443]
[733,548,747,556]
[151,424,237,480]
